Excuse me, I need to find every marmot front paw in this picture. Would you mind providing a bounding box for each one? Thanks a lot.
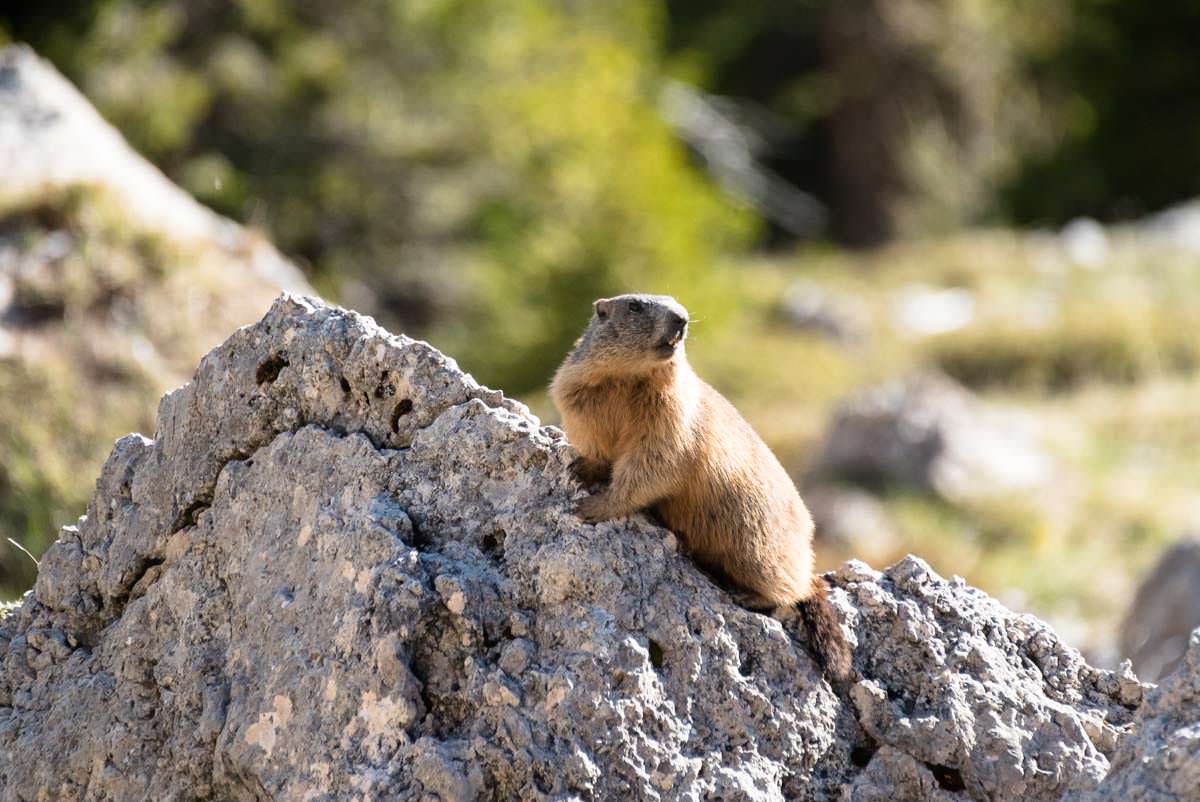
[569,456,612,488]
[574,493,613,523]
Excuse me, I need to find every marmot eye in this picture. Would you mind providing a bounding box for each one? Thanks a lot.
[628,300,645,313]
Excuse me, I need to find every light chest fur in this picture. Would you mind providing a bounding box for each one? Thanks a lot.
[555,367,699,465]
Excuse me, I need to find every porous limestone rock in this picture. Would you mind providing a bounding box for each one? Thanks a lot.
[0,296,1152,801]
[1069,630,1200,802]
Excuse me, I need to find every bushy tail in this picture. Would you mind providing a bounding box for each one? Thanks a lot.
[796,575,853,684]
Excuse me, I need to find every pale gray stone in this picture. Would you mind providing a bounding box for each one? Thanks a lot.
[0,297,1154,801]
[0,44,307,291]
[1068,630,1200,802]
[810,373,1053,501]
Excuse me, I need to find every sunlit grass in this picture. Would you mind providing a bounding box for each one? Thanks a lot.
[0,187,283,598]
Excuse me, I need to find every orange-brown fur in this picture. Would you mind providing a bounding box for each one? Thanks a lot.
[551,294,851,680]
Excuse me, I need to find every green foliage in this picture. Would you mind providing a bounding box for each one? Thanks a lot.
[422,0,754,390]
[7,0,751,395]
[8,0,1199,270]
[0,191,163,596]
[1001,0,1200,223]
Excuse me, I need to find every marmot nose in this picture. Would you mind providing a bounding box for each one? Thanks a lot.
[668,311,688,332]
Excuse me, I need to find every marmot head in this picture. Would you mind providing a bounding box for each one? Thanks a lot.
[574,293,689,372]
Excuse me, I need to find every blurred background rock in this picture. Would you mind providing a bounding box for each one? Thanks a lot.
[3,0,1199,669]
[1119,537,1200,681]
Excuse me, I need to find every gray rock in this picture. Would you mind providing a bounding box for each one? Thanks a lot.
[835,558,1145,802]
[1119,536,1200,681]
[0,42,310,380]
[0,44,307,292]
[892,285,976,338]
[1068,630,1200,802]
[780,281,866,345]
[809,373,1053,502]
[1136,198,1200,256]
[1059,219,1109,269]
[0,296,1150,800]
[804,485,898,564]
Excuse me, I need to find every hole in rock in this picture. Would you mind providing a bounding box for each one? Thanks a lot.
[408,518,430,549]
[339,376,351,393]
[126,556,166,599]
[256,353,289,384]
[375,379,395,399]
[135,556,164,578]
[648,639,665,670]
[850,743,877,768]
[926,763,965,792]
[532,763,555,794]
[391,398,414,432]
[738,649,754,678]
[480,529,505,556]
[174,499,211,531]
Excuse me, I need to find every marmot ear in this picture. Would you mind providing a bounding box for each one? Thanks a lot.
[593,298,611,319]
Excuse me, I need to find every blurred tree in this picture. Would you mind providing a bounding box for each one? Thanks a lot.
[2,0,752,394]
[665,0,1053,246]
[1001,0,1200,223]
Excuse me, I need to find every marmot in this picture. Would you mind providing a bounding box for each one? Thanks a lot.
[551,293,852,683]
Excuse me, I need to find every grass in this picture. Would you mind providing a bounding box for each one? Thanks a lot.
[0,185,284,598]
[0,189,163,596]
